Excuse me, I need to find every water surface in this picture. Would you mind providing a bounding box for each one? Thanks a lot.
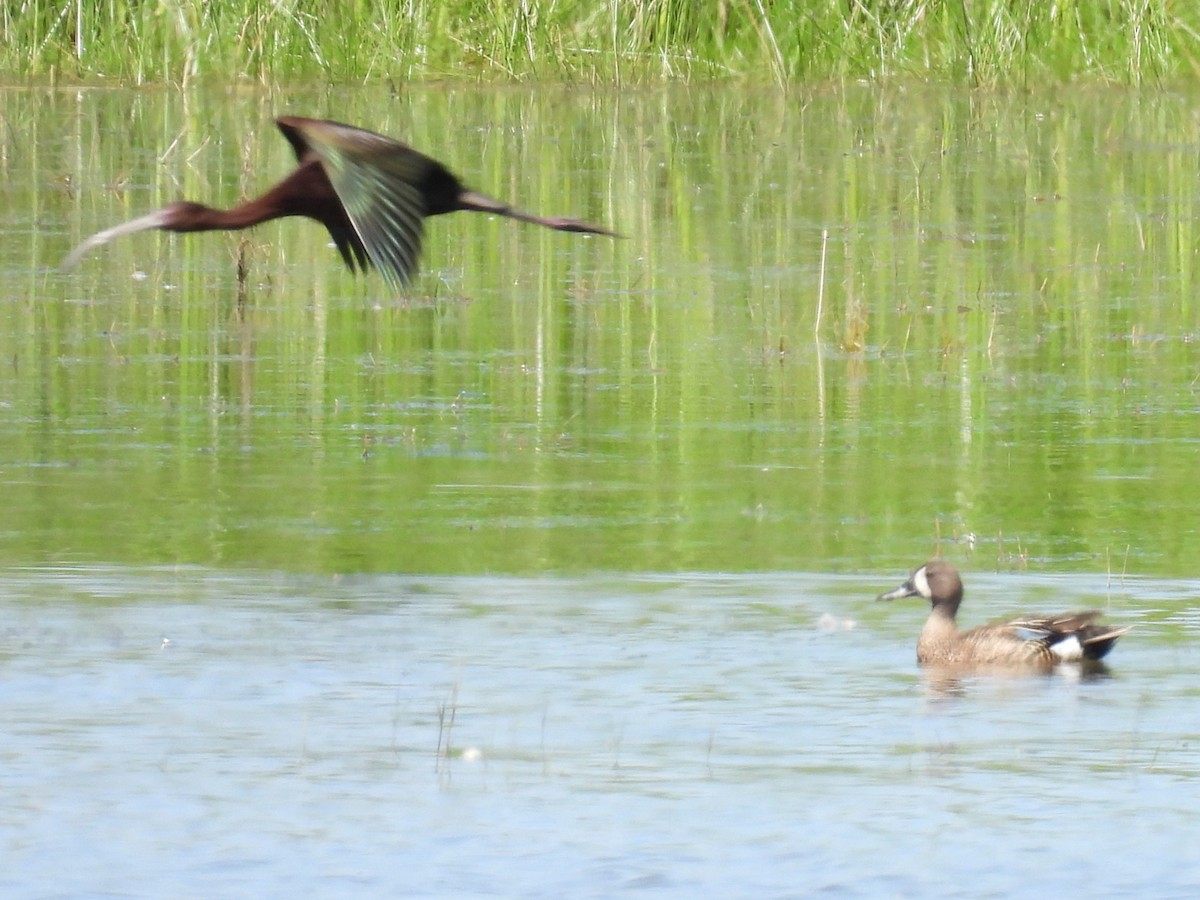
[1,566,1192,896]
[1,83,1198,895]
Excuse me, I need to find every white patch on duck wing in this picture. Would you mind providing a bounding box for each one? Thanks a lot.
[1049,634,1084,662]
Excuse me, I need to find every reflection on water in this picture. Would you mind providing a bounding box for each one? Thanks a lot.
[0,567,1195,896]
[916,659,1116,699]
[1,85,1200,574]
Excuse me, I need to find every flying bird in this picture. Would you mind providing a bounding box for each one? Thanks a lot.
[63,116,618,287]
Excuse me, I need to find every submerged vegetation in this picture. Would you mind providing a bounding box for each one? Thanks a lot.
[3,0,1200,86]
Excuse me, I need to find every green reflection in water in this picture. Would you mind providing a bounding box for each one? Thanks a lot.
[2,84,1198,575]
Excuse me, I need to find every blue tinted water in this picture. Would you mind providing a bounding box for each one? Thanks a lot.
[0,567,1191,897]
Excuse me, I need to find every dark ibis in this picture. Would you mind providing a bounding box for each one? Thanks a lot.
[63,116,618,287]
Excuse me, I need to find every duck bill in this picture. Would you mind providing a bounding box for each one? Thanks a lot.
[877,580,918,602]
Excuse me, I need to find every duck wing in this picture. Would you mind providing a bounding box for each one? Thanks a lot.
[1001,610,1130,661]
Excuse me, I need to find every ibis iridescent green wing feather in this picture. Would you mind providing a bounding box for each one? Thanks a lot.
[326,154,426,289]
[277,117,456,288]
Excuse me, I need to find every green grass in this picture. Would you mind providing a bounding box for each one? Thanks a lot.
[4,0,1200,86]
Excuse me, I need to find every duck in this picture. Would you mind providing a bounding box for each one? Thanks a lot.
[877,559,1130,668]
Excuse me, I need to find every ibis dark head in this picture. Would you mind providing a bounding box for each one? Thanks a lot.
[63,117,619,287]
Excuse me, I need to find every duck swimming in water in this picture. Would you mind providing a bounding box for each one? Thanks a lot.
[877,559,1129,668]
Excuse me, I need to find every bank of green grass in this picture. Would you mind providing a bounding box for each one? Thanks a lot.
[4,0,1200,86]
